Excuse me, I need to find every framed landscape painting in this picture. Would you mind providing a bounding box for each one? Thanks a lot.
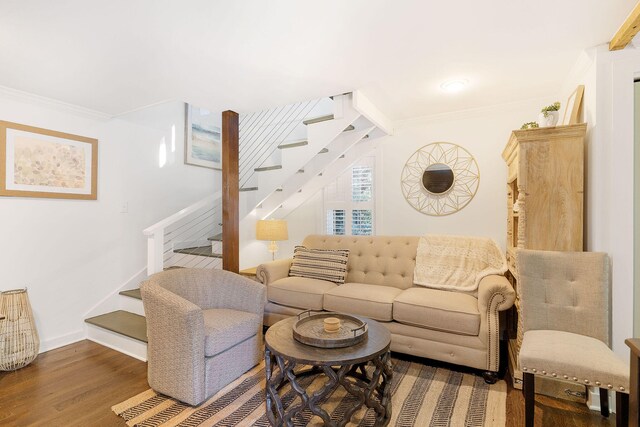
[184,104,222,170]
[0,121,98,200]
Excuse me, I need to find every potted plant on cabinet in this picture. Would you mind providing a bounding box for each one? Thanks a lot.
[538,102,560,127]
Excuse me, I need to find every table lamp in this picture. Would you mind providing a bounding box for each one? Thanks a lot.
[256,219,288,260]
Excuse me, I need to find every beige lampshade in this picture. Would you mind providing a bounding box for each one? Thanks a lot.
[256,219,288,241]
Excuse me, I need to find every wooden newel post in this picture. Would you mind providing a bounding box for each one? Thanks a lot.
[222,110,239,273]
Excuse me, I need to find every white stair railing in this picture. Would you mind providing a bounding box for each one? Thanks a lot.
[143,91,392,274]
[239,97,333,189]
[143,191,222,275]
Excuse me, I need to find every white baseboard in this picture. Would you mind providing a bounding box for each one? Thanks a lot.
[39,330,85,353]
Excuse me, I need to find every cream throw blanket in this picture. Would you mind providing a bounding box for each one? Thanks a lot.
[413,234,507,292]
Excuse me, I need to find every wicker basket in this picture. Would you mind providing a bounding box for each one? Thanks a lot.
[0,288,39,371]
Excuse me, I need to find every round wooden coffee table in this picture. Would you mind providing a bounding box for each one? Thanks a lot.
[264,316,392,427]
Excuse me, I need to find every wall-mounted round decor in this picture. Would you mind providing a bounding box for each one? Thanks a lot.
[401,142,479,216]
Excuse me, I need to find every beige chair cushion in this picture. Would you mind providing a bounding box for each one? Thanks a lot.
[323,283,402,321]
[268,277,337,310]
[519,330,629,391]
[393,288,480,336]
[202,308,261,357]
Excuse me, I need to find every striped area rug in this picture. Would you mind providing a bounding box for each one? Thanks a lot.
[112,358,506,426]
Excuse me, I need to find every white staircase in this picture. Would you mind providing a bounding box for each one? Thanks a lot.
[136,91,391,273]
[83,91,392,360]
[84,270,148,361]
[237,92,391,267]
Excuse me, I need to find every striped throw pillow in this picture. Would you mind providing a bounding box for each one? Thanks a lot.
[288,246,350,284]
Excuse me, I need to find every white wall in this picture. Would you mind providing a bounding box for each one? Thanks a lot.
[0,91,218,352]
[279,191,324,257]
[378,98,547,248]
[560,44,640,356]
[270,98,546,261]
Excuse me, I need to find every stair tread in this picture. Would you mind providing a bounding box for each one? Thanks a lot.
[318,148,329,154]
[85,310,147,343]
[303,114,334,125]
[254,165,282,172]
[278,140,308,149]
[207,233,223,242]
[240,187,258,192]
[302,115,354,133]
[119,289,141,300]
[174,246,223,258]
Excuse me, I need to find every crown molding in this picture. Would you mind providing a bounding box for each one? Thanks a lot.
[396,95,554,128]
[0,85,112,121]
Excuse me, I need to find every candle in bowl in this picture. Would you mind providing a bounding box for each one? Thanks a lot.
[323,317,341,333]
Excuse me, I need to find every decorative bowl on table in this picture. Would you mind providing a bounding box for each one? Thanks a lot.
[292,310,368,349]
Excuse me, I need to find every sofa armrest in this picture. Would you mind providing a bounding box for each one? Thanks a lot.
[477,275,515,313]
[256,258,293,286]
[140,280,206,405]
[477,274,516,372]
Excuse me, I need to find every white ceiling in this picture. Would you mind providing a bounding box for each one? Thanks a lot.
[0,1,636,121]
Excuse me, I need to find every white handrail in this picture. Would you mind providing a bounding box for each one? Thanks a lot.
[143,191,222,236]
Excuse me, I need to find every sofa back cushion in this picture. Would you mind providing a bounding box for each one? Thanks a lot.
[302,235,419,289]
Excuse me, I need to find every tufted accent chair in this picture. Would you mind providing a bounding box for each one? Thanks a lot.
[517,250,629,426]
[141,268,265,406]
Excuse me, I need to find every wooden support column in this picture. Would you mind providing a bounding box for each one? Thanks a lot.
[222,110,239,273]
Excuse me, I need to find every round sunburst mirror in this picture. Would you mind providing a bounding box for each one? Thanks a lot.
[401,142,479,216]
[422,163,455,194]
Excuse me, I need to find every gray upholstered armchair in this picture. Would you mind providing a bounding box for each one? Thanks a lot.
[141,268,265,406]
[517,250,629,426]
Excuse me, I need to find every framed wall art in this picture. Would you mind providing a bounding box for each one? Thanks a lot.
[562,85,585,125]
[184,104,222,170]
[0,120,98,200]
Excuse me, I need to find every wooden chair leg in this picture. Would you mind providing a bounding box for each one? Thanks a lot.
[599,388,609,417]
[523,372,535,427]
[616,392,628,426]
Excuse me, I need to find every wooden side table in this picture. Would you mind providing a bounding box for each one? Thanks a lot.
[239,267,259,281]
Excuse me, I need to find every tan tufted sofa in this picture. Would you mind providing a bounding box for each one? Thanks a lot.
[257,235,516,378]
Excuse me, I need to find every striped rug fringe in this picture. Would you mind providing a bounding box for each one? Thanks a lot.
[112,358,506,426]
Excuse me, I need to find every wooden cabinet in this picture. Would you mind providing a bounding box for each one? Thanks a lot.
[502,123,586,400]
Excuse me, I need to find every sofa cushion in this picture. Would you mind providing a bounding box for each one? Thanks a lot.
[302,235,418,289]
[202,308,261,357]
[268,277,337,310]
[289,246,350,284]
[393,288,480,336]
[323,283,402,321]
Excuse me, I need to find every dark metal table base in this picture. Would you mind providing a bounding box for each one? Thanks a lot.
[265,349,393,427]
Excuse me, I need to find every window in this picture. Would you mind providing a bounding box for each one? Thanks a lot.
[324,156,375,235]
[352,210,372,235]
[352,166,372,202]
[326,209,346,235]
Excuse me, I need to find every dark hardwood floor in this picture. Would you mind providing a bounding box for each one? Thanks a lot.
[0,340,615,426]
[0,340,147,426]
